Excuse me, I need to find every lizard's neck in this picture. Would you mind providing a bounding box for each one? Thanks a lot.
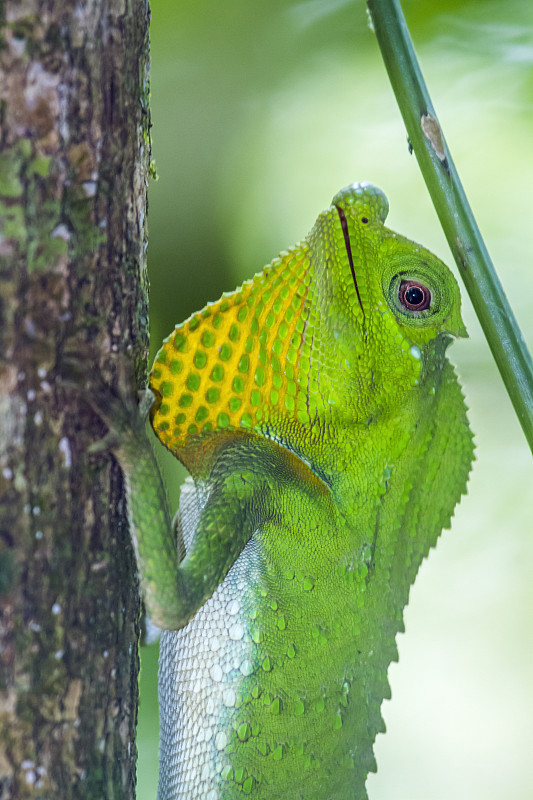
[259,339,448,494]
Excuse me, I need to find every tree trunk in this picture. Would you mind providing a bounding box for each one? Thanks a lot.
[0,1,151,798]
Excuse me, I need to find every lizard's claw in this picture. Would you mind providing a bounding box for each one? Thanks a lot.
[87,429,122,456]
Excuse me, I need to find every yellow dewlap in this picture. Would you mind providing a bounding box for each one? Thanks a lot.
[150,246,315,454]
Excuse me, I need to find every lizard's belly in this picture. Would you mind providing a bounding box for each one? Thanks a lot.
[158,537,263,800]
[158,532,385,800]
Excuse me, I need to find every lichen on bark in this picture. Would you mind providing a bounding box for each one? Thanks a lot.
[0,1,151,798]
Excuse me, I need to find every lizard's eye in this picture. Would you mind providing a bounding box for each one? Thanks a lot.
[385,269,443,326]
[399,280,432,311]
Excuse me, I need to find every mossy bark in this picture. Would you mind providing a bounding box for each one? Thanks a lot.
[0,1,151,798]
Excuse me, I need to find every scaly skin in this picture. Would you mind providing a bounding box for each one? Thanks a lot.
[110,183,473,799]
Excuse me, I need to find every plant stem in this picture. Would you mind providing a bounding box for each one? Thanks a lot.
[367,0,533,453]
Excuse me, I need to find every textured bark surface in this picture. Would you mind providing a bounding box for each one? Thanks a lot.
[0,1,151,798]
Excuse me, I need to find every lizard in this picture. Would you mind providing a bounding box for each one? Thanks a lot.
[93,182,474,799]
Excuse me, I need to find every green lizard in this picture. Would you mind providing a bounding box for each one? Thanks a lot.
[103,182,473,799]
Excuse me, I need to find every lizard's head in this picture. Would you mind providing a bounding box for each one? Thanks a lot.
[327,182,465,341]
[149,183,466,468]
[303,182,466,423]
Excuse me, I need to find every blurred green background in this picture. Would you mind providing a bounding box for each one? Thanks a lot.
[137,1,533,798]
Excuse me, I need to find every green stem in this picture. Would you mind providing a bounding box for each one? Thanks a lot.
[367,0,533,453]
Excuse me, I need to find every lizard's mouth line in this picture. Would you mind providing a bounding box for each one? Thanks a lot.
[335,205,365,316]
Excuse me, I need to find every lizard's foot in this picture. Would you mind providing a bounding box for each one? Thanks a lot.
[59,346,154,451]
